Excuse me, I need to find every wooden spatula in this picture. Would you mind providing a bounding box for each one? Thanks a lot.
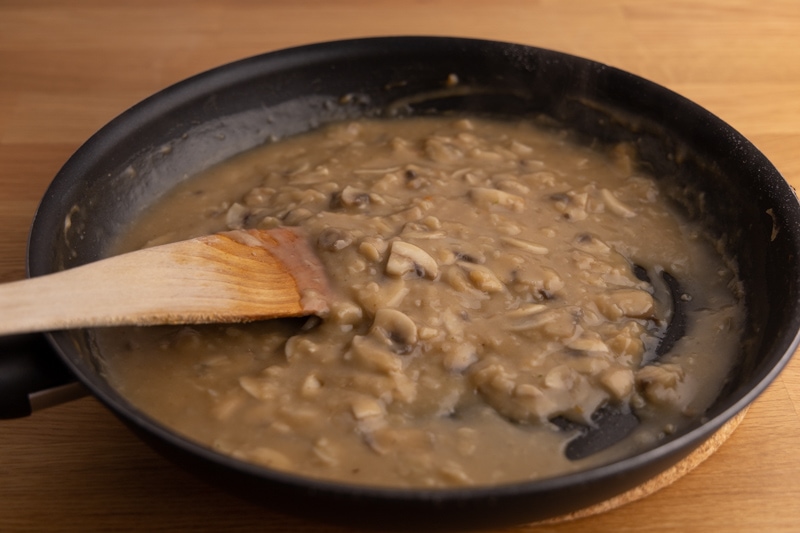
[0,228,330,336]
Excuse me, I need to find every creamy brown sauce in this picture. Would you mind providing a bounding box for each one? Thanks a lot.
[97,117,743,488]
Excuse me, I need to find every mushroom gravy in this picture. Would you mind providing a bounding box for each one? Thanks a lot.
[97,116,743,487]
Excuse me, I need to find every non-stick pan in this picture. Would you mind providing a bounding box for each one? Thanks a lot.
[2,37,800,530]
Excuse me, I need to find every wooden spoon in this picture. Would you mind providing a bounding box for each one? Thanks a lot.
[0,228,330,336]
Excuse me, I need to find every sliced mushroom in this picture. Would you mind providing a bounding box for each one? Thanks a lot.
[500,236,549,255]
[300,374,323,398]
[566,336,610,353]
[496,178,530,196]
[329,300,363,325]
[225,202,251,229]
[469,187,524,211]
[331,185,371,209]
[573,233,611,255]
[370,308,418,352]
[635,363,694,409]
[457,261,505,293]
[442,342,478,372]
[238,447,293,470]
[350,395,386,420]
[600,367,635,400]
[317,228,353,252]
[354,280,409,314]
[595,289,655,320]
[239,375,278,401]
[348,335,403,374]
[385,240,439,279]
[357,237,388,262]
[425,137,463,163]
[312,438,340,467]
[601,188,637,218]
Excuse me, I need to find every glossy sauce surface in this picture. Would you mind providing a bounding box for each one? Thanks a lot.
[98,117,743,487]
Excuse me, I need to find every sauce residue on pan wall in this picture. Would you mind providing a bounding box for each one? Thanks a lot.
[97,117,743,487]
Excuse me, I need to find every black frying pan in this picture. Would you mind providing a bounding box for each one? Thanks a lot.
[3,37,800,530]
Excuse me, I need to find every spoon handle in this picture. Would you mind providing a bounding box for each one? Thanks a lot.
[0,228,329,336]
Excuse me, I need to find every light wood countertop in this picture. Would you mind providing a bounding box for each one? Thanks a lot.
[2,1,799,531]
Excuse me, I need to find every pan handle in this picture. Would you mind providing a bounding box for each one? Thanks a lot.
[0,333,87,419]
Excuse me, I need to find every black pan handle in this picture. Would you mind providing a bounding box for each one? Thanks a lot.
[0,333,87,419]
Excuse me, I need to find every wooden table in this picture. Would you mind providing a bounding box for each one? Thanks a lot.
[2,1,799,531]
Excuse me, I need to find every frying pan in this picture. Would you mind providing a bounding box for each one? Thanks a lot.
[2,37,800,529]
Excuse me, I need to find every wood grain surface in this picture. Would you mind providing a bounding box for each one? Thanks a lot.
[2,1,799,531]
